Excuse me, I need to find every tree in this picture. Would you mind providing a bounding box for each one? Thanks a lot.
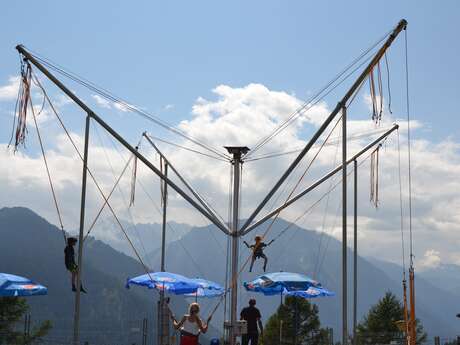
[263,296,331,345]
[356,291,427,345]
[0,297,52,345]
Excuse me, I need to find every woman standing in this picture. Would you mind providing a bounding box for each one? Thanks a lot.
[171,302,212,345]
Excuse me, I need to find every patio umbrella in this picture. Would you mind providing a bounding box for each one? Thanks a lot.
[0,273,47,297]
[126,272,201,295]
[243,271,322,295]
[244,272,333,345]
[184,278,225,298]
[285,285,335,298]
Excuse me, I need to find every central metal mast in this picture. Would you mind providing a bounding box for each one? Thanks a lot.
[226,146,249,345]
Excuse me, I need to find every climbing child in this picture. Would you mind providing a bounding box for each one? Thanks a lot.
[64,237,86,293]
[244,236,274,273]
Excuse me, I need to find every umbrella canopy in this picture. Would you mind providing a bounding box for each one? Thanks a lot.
[0,273,47,297]
[285,286,334,298]
[243,272,321,296]
[126,272,201,295]
[184,278,225,298]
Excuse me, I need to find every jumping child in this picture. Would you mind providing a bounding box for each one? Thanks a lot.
[64,237,87,293]
[244,236,274,273]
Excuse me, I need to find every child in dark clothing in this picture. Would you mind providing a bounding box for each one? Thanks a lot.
[244,236,274,273]
[64,237,86,293]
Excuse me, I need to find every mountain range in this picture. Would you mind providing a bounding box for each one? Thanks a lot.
[1,206,459,344]
[0,207,195,344]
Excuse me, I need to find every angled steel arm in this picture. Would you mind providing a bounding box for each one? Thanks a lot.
[143,132,229,233]
[16,44,230,235]
[241,124,398,236]
[240,19,407,233]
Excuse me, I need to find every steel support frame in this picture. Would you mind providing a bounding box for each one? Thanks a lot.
[241,19,407,233]
[16,19,408,345]
[241,124,398,236]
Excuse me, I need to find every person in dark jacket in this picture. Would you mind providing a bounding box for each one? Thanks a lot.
[240,299,263,345]
[64,237,86,293]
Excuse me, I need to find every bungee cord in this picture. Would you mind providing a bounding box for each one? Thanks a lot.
[29,84,67,243]
[245,29,392,159]
[21,47,231,162]
[404,28,414,268]
[370,145,381,207]
[28,63,156,280]
[104,131,210,278]
[144,133,230,163]
[83,152,134,242]
[397,130,406,276]
[245,127,394,162]
[313,129,341,279]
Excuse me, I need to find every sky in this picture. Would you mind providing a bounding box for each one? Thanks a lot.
[1,1,460,272]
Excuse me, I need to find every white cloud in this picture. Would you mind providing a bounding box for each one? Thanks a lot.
[91,94,137,113]
[0,76,20,101]
[419,249,442,270]
[92,94,112,109]
[2,83,460,269]
[113,102,130,112]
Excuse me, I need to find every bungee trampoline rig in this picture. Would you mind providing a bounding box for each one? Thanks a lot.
[9,18,416,345]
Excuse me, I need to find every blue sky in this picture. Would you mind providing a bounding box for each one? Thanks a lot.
[1,1,460,268]
[1,0,459,142]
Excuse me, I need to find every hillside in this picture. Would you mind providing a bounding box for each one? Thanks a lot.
[0,207,166,344]
[2,206,459,343]
[71,217,191,263]
[147,220,459,340]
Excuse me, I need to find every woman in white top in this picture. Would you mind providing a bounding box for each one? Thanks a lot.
[171,302,211,345]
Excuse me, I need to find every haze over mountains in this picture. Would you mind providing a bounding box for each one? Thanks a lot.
[0,207,195,344]
[1,206,459,343]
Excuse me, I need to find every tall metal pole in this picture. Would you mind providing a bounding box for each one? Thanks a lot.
[161,163,168,272]
[159,163,168,345]
[353,159,358,345]
[409,268,416,345]
[226,146,248,345]
[73,114,91,345]
[341,106,348,345]
[230,154,241,345]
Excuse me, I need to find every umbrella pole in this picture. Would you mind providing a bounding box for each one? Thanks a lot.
[279,320,283,345]
[294,298,298,345]
[279,291,283,345]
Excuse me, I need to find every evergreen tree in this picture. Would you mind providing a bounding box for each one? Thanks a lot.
[263,296,331,345]
[0,297,52,345]
[356,291,426,345]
